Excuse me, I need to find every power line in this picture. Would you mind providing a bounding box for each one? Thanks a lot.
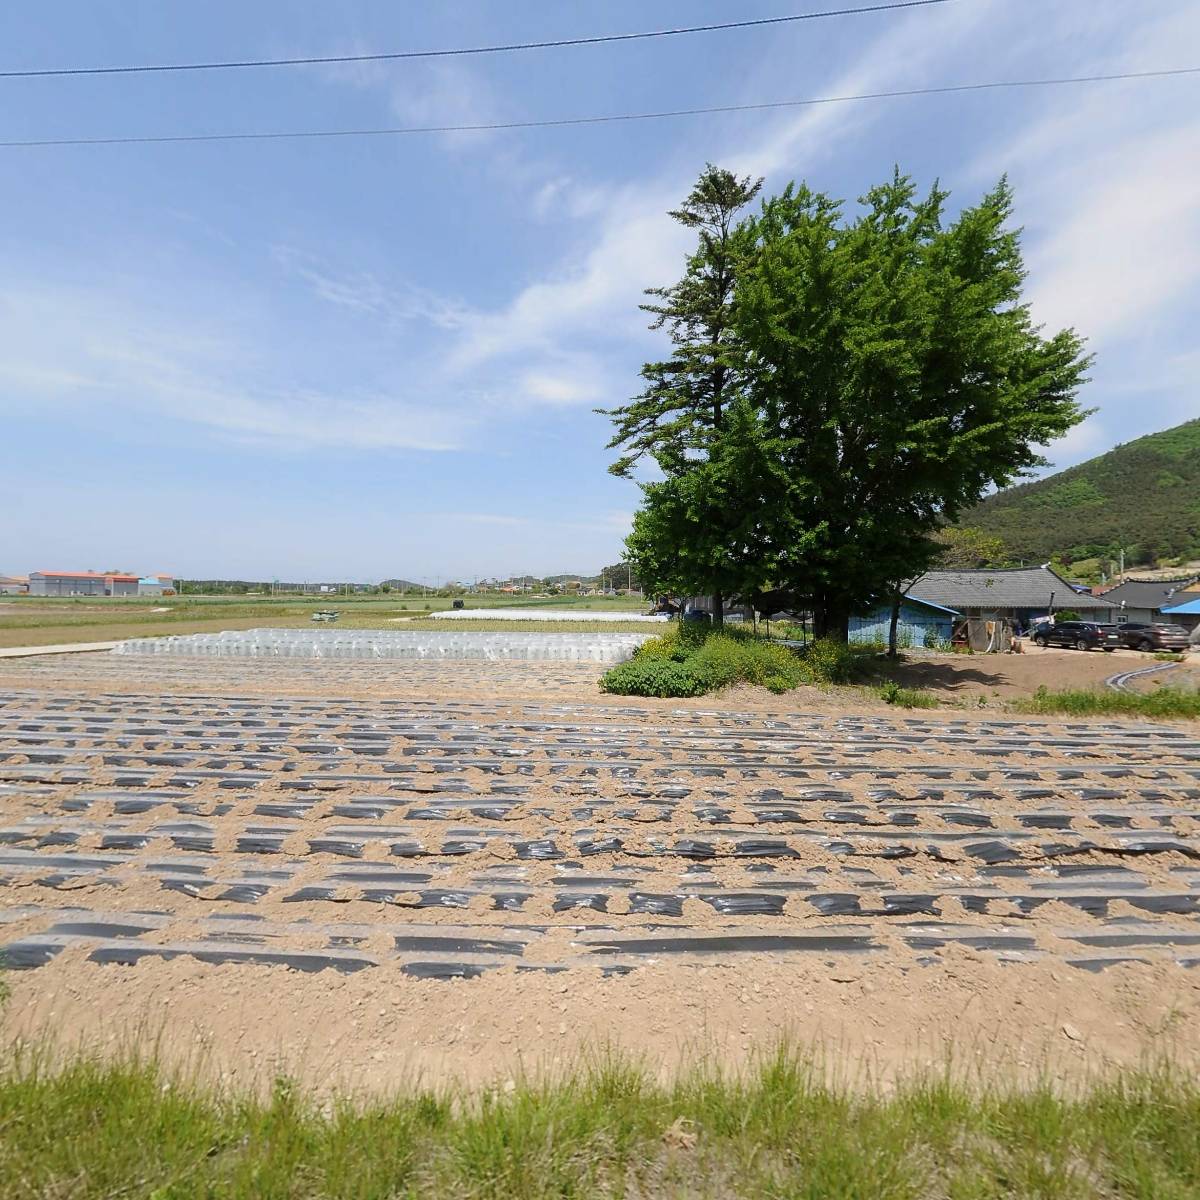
[2,66,1196,149]
[0,1,951,78]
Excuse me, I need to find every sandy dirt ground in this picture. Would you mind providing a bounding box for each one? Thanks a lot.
[890,644,1197,700]
[1,651,1198,1094]
[6,953,1196,1094]
[0,643,1188,711]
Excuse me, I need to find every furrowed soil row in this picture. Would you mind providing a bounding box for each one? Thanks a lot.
[2,685,1199,981]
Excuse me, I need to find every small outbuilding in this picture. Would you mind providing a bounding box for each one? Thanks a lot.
[849,596,960,648]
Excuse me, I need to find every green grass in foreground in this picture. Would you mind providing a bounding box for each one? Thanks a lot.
[1016,685,1200,719]
[1,1053,1197,1199]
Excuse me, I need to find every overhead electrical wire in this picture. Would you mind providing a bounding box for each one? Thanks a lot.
[0,1,952,79]
[1,66,1196,149]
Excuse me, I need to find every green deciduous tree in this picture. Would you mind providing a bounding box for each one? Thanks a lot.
[600,165,762,625]
[599,562,641,591]
[934,526,1011,569]
[731,170,1090,638]
[612,168,1090,642]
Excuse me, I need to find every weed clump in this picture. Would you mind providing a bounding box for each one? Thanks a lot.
[598,657,710,698]
[878,680,938,708]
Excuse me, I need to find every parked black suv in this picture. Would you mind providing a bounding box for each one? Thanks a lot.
[1114,623,1191,652]
[1031,621,1120,651]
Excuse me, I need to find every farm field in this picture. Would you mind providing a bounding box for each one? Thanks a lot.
[1,650,1198,1107]
[0,593,649,649]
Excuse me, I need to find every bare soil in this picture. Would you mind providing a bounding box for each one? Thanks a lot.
[887,644,1184,700]
[6,952,1195,1094]
[1,651,1198,1095]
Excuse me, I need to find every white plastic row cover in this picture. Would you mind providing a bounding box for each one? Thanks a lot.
[431,608,671,623]
[111,628,654,663]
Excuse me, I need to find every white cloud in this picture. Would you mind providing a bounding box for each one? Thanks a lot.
[1027,131,1200,343]
[0,284,470,452]
[273,246,475,330]
[964,5,1200,347]
[432,1,1007,386]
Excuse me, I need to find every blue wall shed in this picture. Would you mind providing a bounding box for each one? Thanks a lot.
[849,596,959,647]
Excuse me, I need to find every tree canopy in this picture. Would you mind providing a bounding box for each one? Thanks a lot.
[612,168,1091,639]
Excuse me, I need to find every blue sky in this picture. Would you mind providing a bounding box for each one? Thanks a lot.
[2,1,1198,583]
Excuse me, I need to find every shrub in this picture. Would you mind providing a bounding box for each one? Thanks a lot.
[690,634,806,691]
[600,627,806,697]
[599,658,707,698]
[798,638,874,686]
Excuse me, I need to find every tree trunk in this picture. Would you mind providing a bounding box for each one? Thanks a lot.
[812,598,850,643]
[888,594,901,659]
[712,590,724,630]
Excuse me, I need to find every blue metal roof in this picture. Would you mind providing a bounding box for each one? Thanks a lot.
[1161,597,1200,615]
[900,593,961,617]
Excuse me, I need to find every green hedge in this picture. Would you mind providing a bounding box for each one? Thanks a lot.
[600,627,874,697]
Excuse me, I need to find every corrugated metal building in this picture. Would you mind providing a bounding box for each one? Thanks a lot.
[29,571,139,597]
[849,596,960,648]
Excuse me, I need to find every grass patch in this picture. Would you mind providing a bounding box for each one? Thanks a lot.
[600,626,876,697]
[0,1051,1198,1198]
[878,680,938,708]
[1016,685,1200,719]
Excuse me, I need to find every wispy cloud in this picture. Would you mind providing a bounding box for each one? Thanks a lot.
[274,246,475,330]
[966,3,1200,346]
[0,283,471,452]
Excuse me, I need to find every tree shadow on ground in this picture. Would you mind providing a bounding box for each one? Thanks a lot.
[878,659,1009,693]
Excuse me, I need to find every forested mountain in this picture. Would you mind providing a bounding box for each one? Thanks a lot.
[962,419,1200,568]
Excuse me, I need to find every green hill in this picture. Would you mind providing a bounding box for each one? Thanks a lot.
[963,418,1200,568]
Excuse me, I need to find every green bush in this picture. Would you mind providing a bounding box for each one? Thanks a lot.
[598,657,708,698]
[798,638,874,685]
[690,634,806,691]
[600,626,807,697]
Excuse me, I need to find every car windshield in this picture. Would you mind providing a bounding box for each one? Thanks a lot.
[1154,625,1187,634]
